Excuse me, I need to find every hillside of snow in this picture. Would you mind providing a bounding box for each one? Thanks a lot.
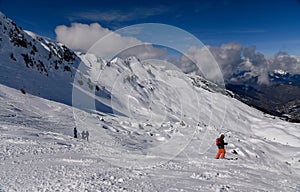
[1,80,300,191]
[0,12,80,105]
[0,12,300,191]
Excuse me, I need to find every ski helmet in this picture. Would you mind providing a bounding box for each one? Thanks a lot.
[220,134,225,138]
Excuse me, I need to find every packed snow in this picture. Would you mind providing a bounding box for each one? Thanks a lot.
[1,72,300,191]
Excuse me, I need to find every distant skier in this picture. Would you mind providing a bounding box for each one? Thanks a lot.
[81,131,86,140]
[215,134,228,159]
[73,127,78,138]
[86,131,89,142]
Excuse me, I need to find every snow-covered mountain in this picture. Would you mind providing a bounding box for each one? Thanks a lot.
[0,12,300,191]
[0,12,80,105]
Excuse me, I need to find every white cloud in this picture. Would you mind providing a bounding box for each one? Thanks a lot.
[55,23,165,59]
[182,43,243,83]
[272,54,300,74]
[183,46,225,84]
[55,23,113,52]
[257,68,270,85]
[178,54,198,74]
[208,43,243,79]
[243,45,256,59]
[118,44,167,60]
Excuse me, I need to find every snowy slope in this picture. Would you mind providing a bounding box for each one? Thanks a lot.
[1,81,300,191]
[0,12,80,105]
[74,53,300,172]
[0,12,300,191]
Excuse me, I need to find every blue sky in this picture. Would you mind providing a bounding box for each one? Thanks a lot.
[1,0,300,56]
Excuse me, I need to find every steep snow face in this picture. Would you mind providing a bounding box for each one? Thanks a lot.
[0,12,80,105]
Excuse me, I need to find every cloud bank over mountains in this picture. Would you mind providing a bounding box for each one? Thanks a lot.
[55,23,300,85]
[55,23,140,57]
[55,23,165,60]
[185,43,300,85]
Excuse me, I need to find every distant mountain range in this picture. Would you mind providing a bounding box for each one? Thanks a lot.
[226,71,300,123]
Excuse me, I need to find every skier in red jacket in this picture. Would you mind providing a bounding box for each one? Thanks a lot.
[215,134,228,159]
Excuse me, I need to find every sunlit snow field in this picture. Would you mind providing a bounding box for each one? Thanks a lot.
[1,73,299,191]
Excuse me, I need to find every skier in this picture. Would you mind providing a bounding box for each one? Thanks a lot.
[215,133,228,159]
[81,131,86,140]
[73,127,78,138]
[86,131,89,142]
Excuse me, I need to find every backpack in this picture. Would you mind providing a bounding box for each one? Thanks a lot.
[216,138,220,145]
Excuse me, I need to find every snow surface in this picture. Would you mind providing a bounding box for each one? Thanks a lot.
[274,69,287,75]
[1,73,300,191]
